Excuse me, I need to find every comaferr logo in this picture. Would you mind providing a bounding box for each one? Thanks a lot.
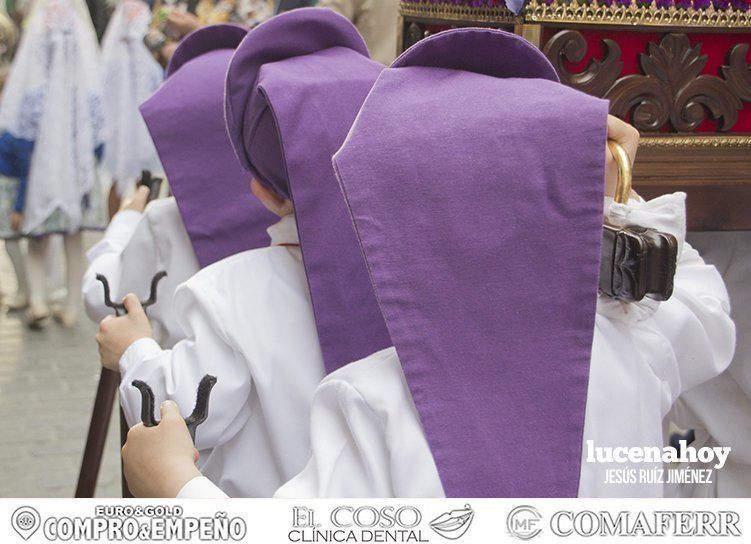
[550,510,741,537]
[505,507,742,539]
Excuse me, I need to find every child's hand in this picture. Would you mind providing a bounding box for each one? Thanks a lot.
[121,185,151,213]
[605,115,639,199]
[96,294,153,371]
[10,212,22,232]
[122,400,202,497]
[165,11,201,37]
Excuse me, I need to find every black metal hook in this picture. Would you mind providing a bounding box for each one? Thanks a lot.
[137,170,164,203]
[131,375,218,443]
[96,271,167,317]
[131,380,157,427]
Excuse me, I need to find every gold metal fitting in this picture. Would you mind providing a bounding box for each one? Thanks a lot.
[608,140,632,204]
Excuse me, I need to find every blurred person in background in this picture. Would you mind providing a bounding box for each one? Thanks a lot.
[0,0,24,310]
[0,0,107,328]
[86,0,108,39]
[316,0,398,65]
[0,0,16,86]
[100,0,163,215]
[5,0,30,23]
[144,0,272,64]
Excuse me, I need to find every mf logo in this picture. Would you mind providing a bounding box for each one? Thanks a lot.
[506,505,543,541]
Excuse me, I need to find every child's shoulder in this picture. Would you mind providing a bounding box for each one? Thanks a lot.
[182,246,302,298]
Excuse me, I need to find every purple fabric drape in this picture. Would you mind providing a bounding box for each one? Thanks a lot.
[224,8,392,373]
[141,25,276,267]
[334,28,609,497]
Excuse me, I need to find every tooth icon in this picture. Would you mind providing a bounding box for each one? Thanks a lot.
[429,504,475,540]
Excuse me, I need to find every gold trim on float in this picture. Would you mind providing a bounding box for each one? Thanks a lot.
[640,135,751,147]
[525,0,751,29]
[399,2,520,24]
[399,1,751,29]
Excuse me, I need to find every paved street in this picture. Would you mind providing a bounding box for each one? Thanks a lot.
[0,238,121,498]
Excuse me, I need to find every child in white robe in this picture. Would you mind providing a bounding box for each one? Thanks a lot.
[275,229,734,498]
[272,30,734,499]
[98,9,388,498]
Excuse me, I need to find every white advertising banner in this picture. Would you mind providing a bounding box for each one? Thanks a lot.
[0,498,748,544]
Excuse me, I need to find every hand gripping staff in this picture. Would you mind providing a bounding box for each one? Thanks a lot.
[75,271,167,498]
[102,272,218,442]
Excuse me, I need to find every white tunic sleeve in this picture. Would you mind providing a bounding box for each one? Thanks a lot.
[118,276,253,453]
[276,379,394,498]
[120,239,327,498]
[83,209,143,324]
[648,242,735,395]
[580,192,735,497]
[275,348,444,498]
[177,476,230,499]
[668,231,751,497]
[597,192,735,397]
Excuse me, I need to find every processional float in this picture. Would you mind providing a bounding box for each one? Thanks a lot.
[399,0,751,231]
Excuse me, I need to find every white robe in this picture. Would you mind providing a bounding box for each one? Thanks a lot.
[666,231,751,498]
[118,214,326,498]
[82,197,199,348]
[274,193,735,498]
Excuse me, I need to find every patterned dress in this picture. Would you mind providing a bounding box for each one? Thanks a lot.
[0,0,107,239]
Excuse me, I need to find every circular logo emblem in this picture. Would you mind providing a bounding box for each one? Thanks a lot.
[11,506,41,541]
[506,505,543,541]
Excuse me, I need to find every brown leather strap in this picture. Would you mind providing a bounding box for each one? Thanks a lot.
[600,224,678,302]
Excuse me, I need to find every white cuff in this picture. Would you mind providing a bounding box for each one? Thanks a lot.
[177,476,229,499]
[119,337,163,374]
[110,209,143,232]
[607,191,687,255]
